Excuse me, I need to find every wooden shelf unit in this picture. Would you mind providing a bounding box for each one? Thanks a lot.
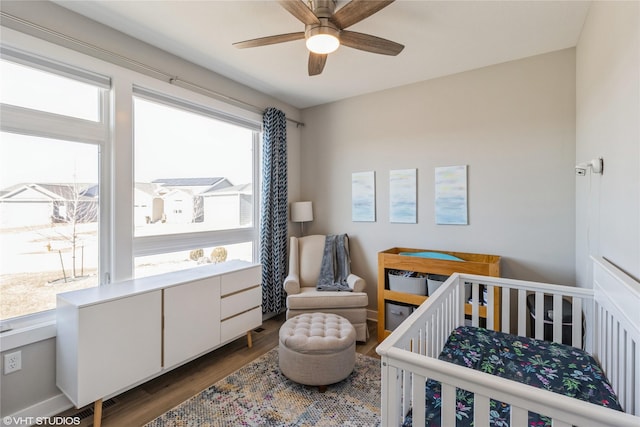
[377,248,501,342]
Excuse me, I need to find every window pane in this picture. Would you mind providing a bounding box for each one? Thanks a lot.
[0,132,99,320]
[134,97,254,237]
[134,242,253,278]
[0,59,101,122]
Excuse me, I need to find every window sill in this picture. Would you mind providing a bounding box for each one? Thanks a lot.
[0,312,57,351]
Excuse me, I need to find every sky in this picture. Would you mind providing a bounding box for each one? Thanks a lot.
[134,97,253,186]
[0,133,98,188]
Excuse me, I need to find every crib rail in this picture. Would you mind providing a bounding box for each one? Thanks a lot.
[592,257,640,416]
[377,258,640,426]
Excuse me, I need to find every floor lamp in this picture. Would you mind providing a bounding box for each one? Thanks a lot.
[291,201,313,236]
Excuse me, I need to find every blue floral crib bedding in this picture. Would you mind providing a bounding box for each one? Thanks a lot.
[403,326,623,427]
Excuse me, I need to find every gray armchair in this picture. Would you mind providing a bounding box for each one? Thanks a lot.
[284,235,369,341]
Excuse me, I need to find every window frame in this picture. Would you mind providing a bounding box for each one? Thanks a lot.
[0,47,111,324]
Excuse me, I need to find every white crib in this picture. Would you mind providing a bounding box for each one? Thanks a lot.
[376,256,640,427]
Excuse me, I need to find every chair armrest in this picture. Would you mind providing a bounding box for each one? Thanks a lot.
[284,274,301,295]
[347,274,366,293]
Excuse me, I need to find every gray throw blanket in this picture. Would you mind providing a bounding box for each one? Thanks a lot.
[317,234,353,292]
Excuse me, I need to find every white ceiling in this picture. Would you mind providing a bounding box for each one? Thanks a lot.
[54,0,591,109]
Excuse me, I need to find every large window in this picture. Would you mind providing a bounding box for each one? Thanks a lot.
[132,90,260,278]
[0,53,109,321]
[0,34,262,325]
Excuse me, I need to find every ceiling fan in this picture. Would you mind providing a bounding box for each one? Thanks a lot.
[233,0,404,76]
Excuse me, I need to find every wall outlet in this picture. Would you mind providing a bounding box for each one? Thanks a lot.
[4,351,22,374]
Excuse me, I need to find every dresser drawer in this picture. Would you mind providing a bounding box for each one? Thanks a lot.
[220,286,261,320]
[221,266,261,296]
[221,306,261,343]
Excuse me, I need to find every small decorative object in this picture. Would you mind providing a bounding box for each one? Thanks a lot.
[290,201,314,235]
[352,171,376,222]
[189,248,204,261]
[435,165,468,225]
[210,247,227,263]
[390,168,417,223]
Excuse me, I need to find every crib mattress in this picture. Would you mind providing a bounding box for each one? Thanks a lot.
[405,326,623,427]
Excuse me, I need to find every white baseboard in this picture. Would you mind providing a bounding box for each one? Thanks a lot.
[367,309,378,322]
[5,393,73,422]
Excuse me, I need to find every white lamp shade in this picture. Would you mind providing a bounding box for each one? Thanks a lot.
[291,201,313,222]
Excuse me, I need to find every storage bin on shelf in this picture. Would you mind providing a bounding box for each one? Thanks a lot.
[388,270,427,295]
[427,274,449,295]
[385,302,415,331]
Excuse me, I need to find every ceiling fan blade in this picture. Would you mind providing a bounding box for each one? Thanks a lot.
[233,32,305,49]
[278,0,320,26]
[308,52,327,76]
[331,0,395,29]
[340,30,404,56]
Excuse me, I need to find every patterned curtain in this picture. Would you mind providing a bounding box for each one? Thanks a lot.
[260,108,288,314]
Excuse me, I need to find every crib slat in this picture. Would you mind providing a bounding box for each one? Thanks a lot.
[452,287,458,328]
[380,362,401,426]
[442,295,451,331]
[457,280,463,325]
[411,373,426,427]
[572,297,582,348]
[474,394,490,427]
[486,285,495,331]
[626,334,638,415]
[621,331,629,413]
[402,368,411,419]
[511,406,528,426]
[598,304,606,369]
[518,289,527,336]
[535,292,545,340]
[551,420,571,427]
[606,309,613,380]
[553,294,563,343]
[596,303,604,361]
[444,291,450,334]
[502,286,511,334]
[633,338,639,416]
[453,288,458,327]
[612,320,621,399]
[433,307,443,351]
[430,312,437,357]
[441,383,456,427]
[472,282,480,327]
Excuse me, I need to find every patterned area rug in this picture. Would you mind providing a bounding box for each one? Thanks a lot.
[145,347,381,426]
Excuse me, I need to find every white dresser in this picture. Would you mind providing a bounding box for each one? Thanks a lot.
[56,260,261,423]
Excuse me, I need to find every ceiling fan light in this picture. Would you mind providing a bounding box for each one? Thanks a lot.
[306,33,340,54]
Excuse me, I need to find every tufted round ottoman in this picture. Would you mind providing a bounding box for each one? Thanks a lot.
[279,313,356,391]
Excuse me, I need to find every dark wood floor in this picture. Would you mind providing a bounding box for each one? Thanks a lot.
[58,314,380,426]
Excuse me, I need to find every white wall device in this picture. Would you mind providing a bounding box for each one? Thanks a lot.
[575,157,603,176]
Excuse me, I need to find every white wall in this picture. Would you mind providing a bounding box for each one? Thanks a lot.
[301,49,577,311]
[0,0,302,418]
[575,1,640,285]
